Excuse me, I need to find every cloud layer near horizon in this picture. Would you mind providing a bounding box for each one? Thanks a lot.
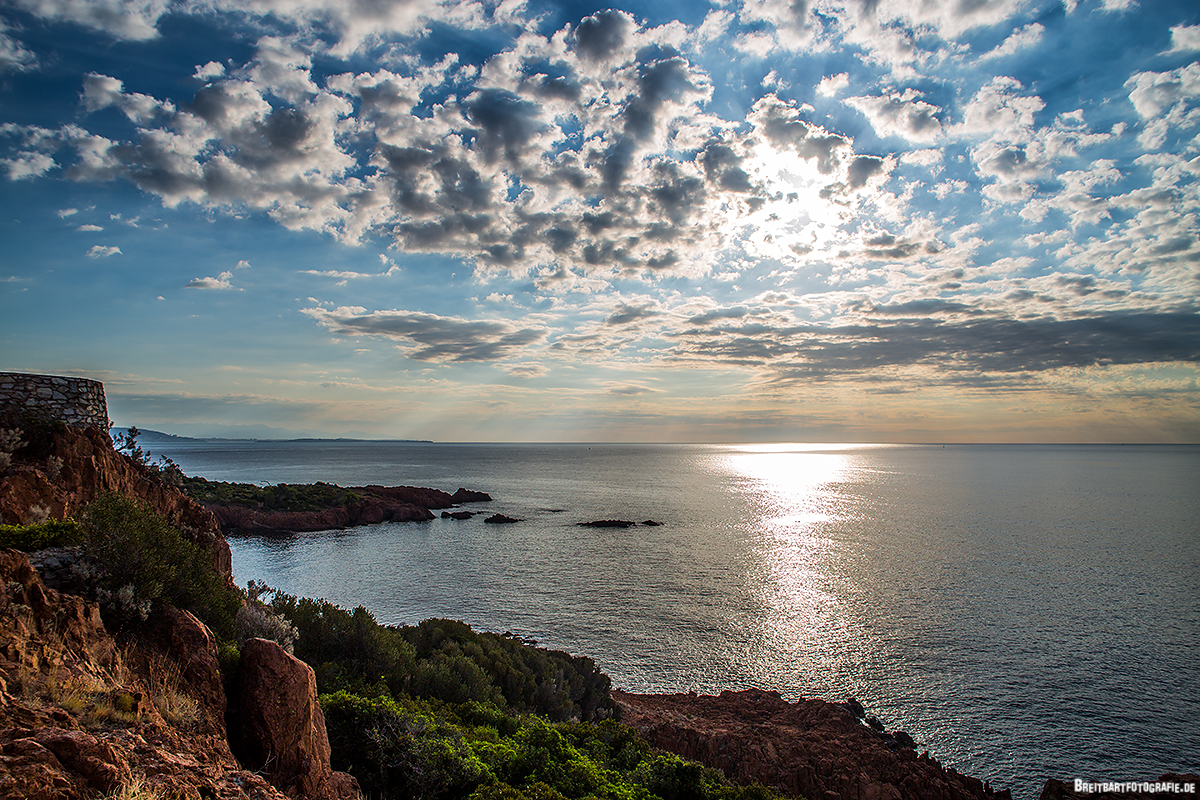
[1,0,1197,440]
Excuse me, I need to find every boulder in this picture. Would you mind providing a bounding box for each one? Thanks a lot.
[0,551,292,800]
[577,520,636,528]
[484,514,521,524]
[230,638,358,800]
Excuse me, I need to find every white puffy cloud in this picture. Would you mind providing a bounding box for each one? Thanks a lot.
[0,22,36,72]
[86,244,121,257]
[7,0,168,40]
[1125,63,1200,150]
[979,22,1044,60]
[816,73,849,96]
[186,270,234,289]
[2,150,54,179]
[846,89,943,142]
[83,73,174,123]
[1165,24,1200,54]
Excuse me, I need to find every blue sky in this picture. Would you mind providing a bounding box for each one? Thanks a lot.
[1,0,1198,441]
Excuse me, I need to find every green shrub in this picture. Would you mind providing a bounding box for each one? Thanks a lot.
[81,493,241,637]
[0,518,84,550]
[323,690,492,800]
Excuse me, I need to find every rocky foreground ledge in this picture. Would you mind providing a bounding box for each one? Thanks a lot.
[614,688,1011,800]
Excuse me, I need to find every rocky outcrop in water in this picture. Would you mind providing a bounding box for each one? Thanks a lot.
[204,484,493,534]
[614,688,1012,800]
[451,488,492,503]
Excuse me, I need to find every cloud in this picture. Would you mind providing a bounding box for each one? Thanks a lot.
[574,10,635,63]
[1124,63,1200,149]
[504,363,548,378]
[605,302,659,326]
[670,311,1200,383]
[1165,24,1200,54]
[846,89,944,142]
[86,244,121,257]
[302,306,546,362]
[185,270,234,289]
[2,150,54,179]
[979,23,1045,60]
[83,73,173,122]
[7,0,168,41]
[816,73,849,97]
[76,223,103,231]
[0,22,36,72]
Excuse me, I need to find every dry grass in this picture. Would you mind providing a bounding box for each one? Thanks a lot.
[141,648,200,726]
[99,775,166,800]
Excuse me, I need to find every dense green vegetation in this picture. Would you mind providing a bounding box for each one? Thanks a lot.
[322,693,779,800]
[0,518,84,550]
[264,590,786,800]
[81,493,241,637]
[267,593,612,722]
[181,475,362,511]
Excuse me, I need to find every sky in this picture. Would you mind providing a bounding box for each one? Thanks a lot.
[1,0,1198,442]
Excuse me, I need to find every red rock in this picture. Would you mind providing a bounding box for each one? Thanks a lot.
[0,551,296,800]
[147,606,226,730]
[613,688,1011,800]
[231,638,359,800]
[0,426,232,584]
[451,488,492,503]
[32,729,130,793]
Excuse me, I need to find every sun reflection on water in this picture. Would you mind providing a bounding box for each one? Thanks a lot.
[720,445,859,697]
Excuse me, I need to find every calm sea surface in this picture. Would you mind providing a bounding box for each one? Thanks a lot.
[148,440,1200,799]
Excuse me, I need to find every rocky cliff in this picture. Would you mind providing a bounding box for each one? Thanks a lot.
[0,425,231,583]
[0,549,282,798]
[0,546,359,800]
[0,425,359,799]
[614,688,1012,800]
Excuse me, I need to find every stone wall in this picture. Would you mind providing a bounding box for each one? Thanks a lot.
[0,372,109,430]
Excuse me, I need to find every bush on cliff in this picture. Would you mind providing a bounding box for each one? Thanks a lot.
[81,493,241,637]
[0,518,84,550]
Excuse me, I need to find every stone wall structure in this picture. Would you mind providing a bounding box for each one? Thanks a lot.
[0,372,109,430]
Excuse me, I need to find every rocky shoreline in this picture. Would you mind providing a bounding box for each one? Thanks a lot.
[614,688,1011,800]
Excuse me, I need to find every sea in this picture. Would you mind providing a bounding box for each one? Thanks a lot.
[144,438,1200,800]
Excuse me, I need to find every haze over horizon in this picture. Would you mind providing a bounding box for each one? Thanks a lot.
[2,0,1198,443]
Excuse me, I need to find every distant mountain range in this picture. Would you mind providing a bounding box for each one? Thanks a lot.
[113,428,433,444]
